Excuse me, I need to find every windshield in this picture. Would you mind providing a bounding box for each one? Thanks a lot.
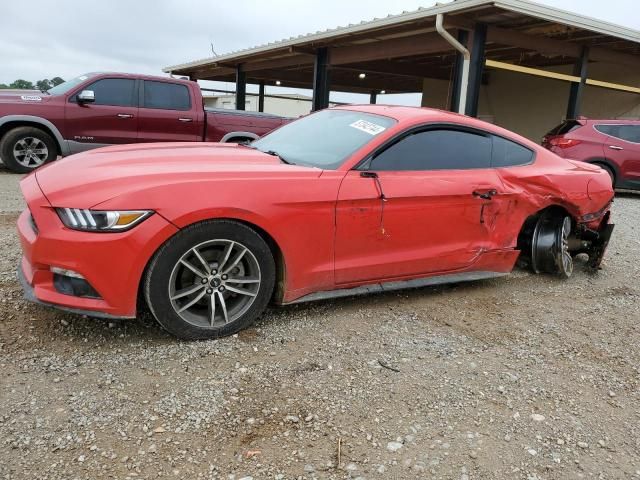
[47,74,96,96]
[251,109,397,169]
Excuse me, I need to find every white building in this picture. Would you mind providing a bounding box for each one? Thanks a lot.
[203,93,338,118]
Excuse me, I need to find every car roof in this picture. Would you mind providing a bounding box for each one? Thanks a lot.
[333,104,466,122]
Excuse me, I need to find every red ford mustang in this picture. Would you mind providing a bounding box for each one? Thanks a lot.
[17,106,614,340]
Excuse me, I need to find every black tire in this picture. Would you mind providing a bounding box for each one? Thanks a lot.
[0,126,58,173]
[144,220,276,340]
[530,212,573,279]
[225,137,253,145]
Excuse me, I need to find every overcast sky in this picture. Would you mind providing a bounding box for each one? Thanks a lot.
[1,0,638,103]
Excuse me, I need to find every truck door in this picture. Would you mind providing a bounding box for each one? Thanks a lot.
[64,77,138,153]
[137,80,202,143]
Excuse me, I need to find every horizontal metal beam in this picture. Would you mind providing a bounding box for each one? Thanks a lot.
[330,32,454,65]
[586,78,640,94]
[485,59,581,82]
[242,55,313,72]
[334,62,452,81]
[487,26,580,57]
[487,25,640,68]
[485,59,640,94]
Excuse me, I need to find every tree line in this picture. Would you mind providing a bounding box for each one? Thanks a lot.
[0,77,65,91]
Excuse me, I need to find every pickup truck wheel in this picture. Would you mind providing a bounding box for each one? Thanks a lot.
[0,126,57,173]
[144,220,276,340]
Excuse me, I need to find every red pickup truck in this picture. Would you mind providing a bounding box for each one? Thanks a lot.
[0,72,288,173]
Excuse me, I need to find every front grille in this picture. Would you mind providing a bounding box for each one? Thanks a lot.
[29,213,39,235]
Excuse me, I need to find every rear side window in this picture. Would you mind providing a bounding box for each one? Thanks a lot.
[143,81,191,111]
[596,124,640,143]
[595,124,619,137]
[546,120,581,136]
[80,78,136,107]
[370,129,492,171]
[491,135,534,167]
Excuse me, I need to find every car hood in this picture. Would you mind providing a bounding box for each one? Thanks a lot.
[35,142,321,208]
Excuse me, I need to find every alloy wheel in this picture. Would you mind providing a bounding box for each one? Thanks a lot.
[168,239,261,328]
[557,216,574,278]
[13,137,49,168]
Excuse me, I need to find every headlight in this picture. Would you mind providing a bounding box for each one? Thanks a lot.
[55,208,153,232]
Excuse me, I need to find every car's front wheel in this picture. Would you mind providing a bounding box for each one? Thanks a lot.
[145,220,276,340]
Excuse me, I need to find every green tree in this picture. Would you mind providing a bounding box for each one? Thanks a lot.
[50,77,64,86]
[36,79,52,91]
[9,79,34,89]
[0,84,9,89]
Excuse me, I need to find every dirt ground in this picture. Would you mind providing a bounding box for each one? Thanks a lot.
[0,165,638,480]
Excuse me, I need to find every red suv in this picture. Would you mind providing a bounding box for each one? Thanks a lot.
[543,118,640,191]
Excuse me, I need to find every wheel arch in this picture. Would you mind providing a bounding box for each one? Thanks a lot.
[516,204,575,266]
[137,216,288,315]
[584,157,618,185]
[220,131,259,143]
[0,115,67,156]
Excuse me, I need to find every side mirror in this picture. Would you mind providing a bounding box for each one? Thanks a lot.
[77,90,95,104]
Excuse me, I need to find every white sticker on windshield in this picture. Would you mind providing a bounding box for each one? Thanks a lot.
[349,119,386,135]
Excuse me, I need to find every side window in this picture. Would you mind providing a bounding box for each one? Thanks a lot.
[79,78,136,107]
[491,135,534,167]
[616,125,640,143]
[370,129,492,171]
[595,124,640,143]
[595,124,620,137]
[143,81,191,111]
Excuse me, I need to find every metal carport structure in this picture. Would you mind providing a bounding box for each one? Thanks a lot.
[164,0,640,138]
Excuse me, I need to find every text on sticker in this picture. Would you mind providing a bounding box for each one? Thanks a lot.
[350,120,386,135]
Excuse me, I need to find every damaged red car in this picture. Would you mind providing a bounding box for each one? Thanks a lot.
[17,106,614,340]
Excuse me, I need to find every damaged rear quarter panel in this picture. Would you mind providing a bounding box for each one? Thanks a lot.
[494,150,614,249]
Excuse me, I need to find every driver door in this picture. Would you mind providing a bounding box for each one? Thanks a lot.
[65,77,139,152]
[334,127,505,285]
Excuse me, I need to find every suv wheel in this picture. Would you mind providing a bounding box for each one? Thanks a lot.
[0,126,58,173]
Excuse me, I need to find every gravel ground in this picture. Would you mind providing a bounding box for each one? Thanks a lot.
[0,167,639,480]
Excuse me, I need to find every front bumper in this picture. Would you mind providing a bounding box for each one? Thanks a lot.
[17,264,133,320]
[17,174,178,319]
[586,213,614,269]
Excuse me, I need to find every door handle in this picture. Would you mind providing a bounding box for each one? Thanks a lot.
[472,189,497,200]
[608,145,623,150]
[117,113,134,119]
[178,118,193,122]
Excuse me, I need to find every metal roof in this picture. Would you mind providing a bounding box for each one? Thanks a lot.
[164,0,640,74]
